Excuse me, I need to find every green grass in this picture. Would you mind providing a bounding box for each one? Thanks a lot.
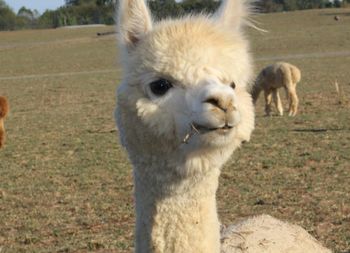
[1,8,350,253]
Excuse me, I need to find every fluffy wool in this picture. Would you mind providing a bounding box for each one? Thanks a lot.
[115,1,330,253]
[0,96,9,149]
[221,215,330,253]
[251,61,301,116]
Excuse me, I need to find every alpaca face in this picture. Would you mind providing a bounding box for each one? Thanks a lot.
[142,76,242,149]
[116,0,255,156]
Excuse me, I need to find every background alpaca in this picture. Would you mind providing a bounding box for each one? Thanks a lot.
[0,96,9,149]
[115,0,330,252]
[251,62,301,116]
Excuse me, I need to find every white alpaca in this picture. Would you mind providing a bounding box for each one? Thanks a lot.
[251,62,301,116]
[115,0,330,252]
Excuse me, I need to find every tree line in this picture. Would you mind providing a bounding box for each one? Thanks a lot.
[0,0,349,31]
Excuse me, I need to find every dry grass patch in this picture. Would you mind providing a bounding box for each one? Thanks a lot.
[0,9,349,253]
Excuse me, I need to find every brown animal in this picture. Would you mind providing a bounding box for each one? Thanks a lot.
[251,62,301,116]
[0,96,9,148]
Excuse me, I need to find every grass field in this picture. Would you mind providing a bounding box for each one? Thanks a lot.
[0,8,349,253]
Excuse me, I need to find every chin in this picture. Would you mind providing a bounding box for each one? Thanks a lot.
[202,130,235,147]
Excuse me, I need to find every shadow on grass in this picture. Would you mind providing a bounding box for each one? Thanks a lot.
[292,128,348,133]
[320,12,350,17]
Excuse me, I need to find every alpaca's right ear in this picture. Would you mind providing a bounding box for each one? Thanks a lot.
[214,0,250,32]
[117,0,153,50]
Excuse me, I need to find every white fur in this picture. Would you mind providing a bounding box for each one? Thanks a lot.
[115,1,330,252]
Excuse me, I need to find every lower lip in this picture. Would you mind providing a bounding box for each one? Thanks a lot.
[214,128,232,135]
[198,127,232,135]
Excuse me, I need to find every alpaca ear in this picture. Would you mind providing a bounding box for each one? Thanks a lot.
[117,0,153,49]
[214,0,249,32]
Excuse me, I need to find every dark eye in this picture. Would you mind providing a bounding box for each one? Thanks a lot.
[149,79,173,96]
[230,82,236,89]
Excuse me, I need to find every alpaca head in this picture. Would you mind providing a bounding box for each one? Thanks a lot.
[116,0,255,165]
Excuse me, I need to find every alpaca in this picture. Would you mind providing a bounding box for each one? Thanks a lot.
[251,62,301,116]
[115,0,330,252]
[0,96,9,149]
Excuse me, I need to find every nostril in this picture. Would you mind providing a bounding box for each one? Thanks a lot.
[205,97,219,107]
[204,97,228,112]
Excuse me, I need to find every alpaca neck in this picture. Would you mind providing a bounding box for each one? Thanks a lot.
[133,153,224,253]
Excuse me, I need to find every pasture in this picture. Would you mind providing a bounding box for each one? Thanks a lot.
[0,8,349,253]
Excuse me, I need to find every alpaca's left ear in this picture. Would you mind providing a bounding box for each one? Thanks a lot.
[214,0,250,32]
[117,0,153,50]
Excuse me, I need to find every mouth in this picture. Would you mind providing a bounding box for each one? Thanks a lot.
[192,123,233,133]
[182,123,233,144]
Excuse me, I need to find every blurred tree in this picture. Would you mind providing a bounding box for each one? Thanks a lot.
[333,0,342,7]
[17,6,34,20]
[148,0,219,19]
[65,0,97,6]
[96,0,116,6]
[283,0,298,11]
[65,0,81,6]
[0,0,16,30]
[38,10,60,28]
[258,0,282,12]
[33,9,40,19]
[60,0,115,25]
[16,7,34,29]
[149,0,183,19]
[180,0,219,14]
